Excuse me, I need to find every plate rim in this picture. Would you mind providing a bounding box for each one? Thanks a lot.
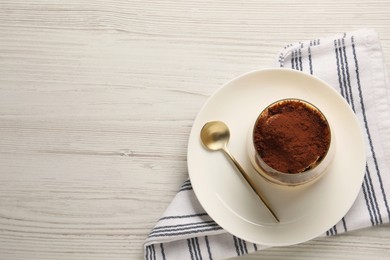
[187,67,366,246]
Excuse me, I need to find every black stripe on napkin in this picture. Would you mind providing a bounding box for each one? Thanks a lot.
[237,237,244,255]
[342,217,347,232]
[152,220,217,231]
[326,224,337,236]
[182,179,191,185]
[205,236,213,260]
[179,186,193,192]
[187,239,195,260]
[291,49,303,71]
[362,171,376,225]
[293,49,296,70]
[148,226,223,238]
[308,41,313,74]
[338,38,350,103]
[188,238,203,260]
[341,37,355,110]
[181,180,192,187]
[149,221,220,237]
[298,48,303,71]
[366,169,382,225]
[160,243,166,260]
[335,38,353,102]
[241,238,248,254]
[159,212,209,221]
[195,237,202,260]
[233,236,248,256]
[179,180,193,192]
[253,243,258,251]
[145,244,156,260]
[233,236,240,256]
[334,39,347,100]
[278,54,283,67]
[145,245,150,260]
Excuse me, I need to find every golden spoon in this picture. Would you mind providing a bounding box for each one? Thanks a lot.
[200,121,280,223]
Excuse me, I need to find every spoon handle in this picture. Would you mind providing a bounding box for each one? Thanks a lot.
[222,147,280,223]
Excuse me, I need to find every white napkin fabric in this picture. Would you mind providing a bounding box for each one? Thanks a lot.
[144,29,390,260]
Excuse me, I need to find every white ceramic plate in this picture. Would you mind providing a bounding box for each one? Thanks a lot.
[187,68,366,246]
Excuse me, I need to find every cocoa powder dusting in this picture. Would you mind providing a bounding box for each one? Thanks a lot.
[253,100,330,174]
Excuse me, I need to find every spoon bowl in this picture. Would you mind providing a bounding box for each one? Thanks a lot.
[200,121,230,151]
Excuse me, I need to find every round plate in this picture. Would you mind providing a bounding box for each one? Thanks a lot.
[187,68,366,246]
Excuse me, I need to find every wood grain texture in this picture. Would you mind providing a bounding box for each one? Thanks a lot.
[0,0,390,259]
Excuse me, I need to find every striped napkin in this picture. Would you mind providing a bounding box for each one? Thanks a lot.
[144,29,390,260]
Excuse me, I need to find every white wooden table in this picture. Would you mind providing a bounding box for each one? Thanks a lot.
[0,1,389,259]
